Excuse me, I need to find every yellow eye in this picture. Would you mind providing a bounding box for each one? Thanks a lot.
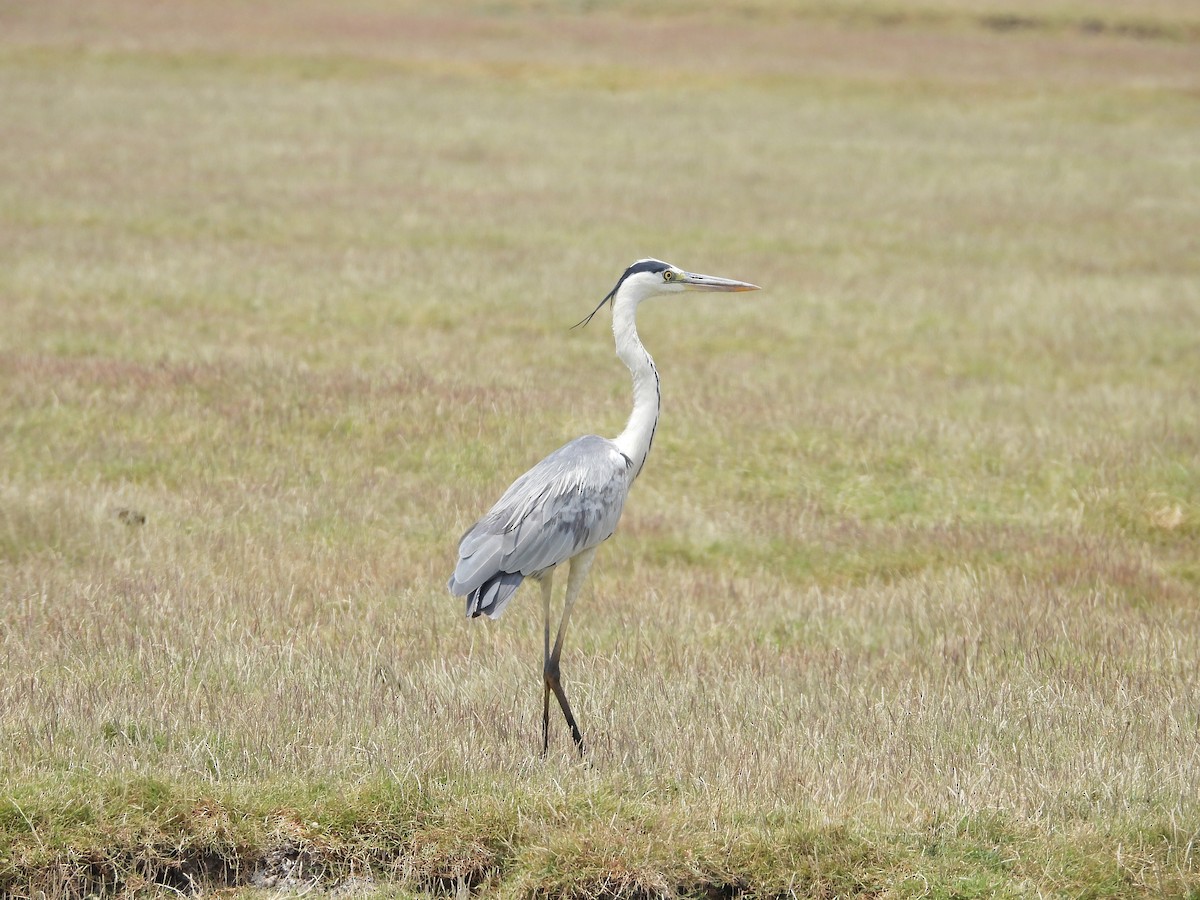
[663,271,674,282]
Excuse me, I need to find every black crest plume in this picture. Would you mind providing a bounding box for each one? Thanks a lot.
[572,259,671,329]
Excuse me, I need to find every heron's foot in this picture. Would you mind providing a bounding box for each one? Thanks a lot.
[543,668,586,756]
[541,679,551,757]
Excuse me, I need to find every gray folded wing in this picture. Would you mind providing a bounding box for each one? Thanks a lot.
[448,434,632,619]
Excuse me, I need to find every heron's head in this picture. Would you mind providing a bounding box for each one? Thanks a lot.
[574,258,760,328]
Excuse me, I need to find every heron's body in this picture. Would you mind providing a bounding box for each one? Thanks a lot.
[447,434,633,618]
[448,258,759,754]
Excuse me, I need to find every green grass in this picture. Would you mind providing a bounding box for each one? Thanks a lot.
[2,0,1200,896]
[5,778,1197,897]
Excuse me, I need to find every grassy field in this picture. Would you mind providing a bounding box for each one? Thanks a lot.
[2,0,1199,896]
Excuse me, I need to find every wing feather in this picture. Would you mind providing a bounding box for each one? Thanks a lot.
[447,435,632,611]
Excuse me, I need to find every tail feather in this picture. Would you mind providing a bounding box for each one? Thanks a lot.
[465,571,523,620]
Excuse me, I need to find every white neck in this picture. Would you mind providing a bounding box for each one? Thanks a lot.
[611,296,660,480]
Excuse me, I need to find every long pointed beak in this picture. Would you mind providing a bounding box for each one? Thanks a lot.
[680,271,761,292]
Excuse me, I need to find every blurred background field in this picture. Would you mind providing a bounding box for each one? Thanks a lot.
[1,1,1198,896]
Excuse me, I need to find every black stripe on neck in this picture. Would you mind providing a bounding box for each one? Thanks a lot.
[635,361,661,480]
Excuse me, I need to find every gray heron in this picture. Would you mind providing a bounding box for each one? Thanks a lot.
[448,258,760,754]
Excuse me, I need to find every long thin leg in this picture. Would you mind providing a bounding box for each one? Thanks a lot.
[544,547,597,755]
[539,571,554,756]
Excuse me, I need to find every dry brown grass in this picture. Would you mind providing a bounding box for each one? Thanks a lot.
[1,0,1199,896]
